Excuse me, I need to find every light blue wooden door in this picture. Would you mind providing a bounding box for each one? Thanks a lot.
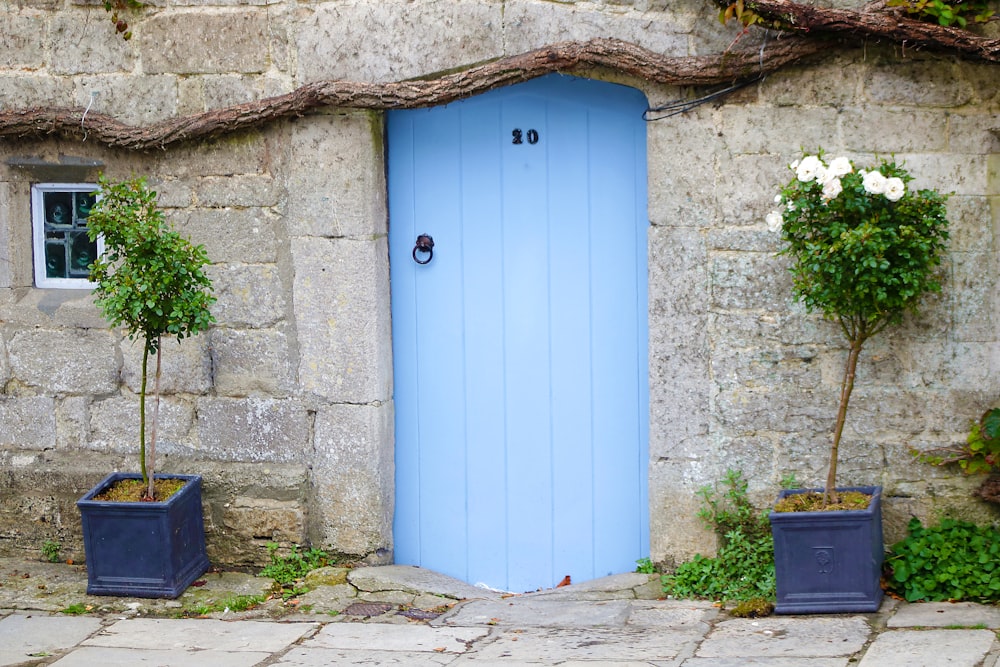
[389,74,649,593]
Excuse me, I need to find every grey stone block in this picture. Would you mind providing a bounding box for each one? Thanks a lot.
[140,11,270,74]
[0,396,56,449]
[291,236,391,404]
[286,112,386,239]
[177,207,279,264]
[48,13,133,74]
[208,264,287,329]
[864,58,973,108]
[76,75,179,126]
[0,15,46,69]
[311,402,394,555]
[504,0,690,56]
[296,0,503,83]
[8,329,118,395]
[211,327,296,397]
[196,397,310,463]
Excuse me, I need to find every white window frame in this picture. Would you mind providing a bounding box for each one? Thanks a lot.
[31,182,103,289]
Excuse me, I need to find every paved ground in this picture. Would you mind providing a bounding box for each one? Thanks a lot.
[2,557,999,666]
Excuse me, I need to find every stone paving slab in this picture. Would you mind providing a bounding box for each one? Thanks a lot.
[0,613,103,667]
[696,616,871,659]
[857,628,998,667]
[48,646,273,667]
[887,600,1000,628]
[450,626,704,663]
[627,600,719,628]
[349,565,503,601]
[525,572,661,600]
[302,622,489,653]
[276,647,455,666]
[680,659,850,667]
[440,597,632,628]
[81,617,317,651]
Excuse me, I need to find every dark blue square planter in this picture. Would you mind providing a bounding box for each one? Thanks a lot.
[769,486,884,614]
[77,472,210,599]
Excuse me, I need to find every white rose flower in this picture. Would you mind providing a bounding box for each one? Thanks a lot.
[822,177,843,201]
[826,156,853,177]
[796,155,823,183]
[862,170,888,195]
[884,177,906,202]
[815,165,831,185]
[774,194,783,204]
[765,211,783,232]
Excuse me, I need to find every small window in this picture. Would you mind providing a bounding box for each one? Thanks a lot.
[31,183,102,289]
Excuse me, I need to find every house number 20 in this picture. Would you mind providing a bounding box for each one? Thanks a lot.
[512,128,539,145]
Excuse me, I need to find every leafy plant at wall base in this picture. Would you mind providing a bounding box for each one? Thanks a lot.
[662,470,775,602]
[767,151,950,505]
[886,518,1000,602]
[635,557,656,574]
[259,543,331,586]
[41,540,61,563]
[86,175,215,500]
[915,408,1000,474]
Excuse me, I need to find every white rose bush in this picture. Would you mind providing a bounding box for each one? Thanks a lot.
[768,151,950,505]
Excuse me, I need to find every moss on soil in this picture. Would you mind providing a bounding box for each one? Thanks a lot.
[772,490,872,513]
[92,478,186,502]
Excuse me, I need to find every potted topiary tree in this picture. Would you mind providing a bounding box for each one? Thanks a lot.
[765,151,950,613]
[76,175,216,598]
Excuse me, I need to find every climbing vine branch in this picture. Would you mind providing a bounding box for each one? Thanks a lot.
[1,0,998,150]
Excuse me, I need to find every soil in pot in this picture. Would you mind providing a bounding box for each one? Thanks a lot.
[92,478,186,502]
[773,490,872,513]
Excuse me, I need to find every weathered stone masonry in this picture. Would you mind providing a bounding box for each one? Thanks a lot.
[0,0,998,569]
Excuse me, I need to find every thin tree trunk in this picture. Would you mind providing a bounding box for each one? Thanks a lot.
[824,337,866,505]
[139,342,149,489]
[148,335,162,501]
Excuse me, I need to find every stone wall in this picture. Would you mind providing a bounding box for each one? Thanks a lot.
[1,0,998,569]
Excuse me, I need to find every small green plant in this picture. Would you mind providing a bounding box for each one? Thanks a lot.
[60,603,92,615]
[259,542,330,597]
[635,557,656,574]
[916,407,1000,474]
[886,517,1000,602]
[887,0,995,27]
[696,469,771,542]
[41,540,61,563]
[662,470,775,603]
[779,472,800,490]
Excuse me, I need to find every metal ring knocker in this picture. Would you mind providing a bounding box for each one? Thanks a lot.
[412,234,434,265]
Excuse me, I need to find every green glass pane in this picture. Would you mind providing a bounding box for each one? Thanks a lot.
[45,242,67,278]
[44,192,73,227]
[76,192,97,220]
[69,232,97,277]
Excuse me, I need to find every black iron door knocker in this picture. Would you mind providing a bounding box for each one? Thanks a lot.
[413,234,434,264]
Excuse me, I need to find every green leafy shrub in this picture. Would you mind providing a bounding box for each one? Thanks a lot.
[916,407,1000,474]
[662,470,775,602]
[886,518,1000,602]
[887,0,995,27]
